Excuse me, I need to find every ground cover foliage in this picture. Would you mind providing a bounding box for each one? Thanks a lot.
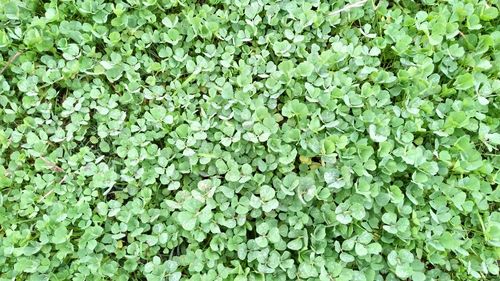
[0,0,500,280]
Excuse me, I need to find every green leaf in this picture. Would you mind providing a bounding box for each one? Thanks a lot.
[0,166,12,188]
[298,262,318,278]
[454,73,474,90]
[445,111,470,129]
[178,211,197,231]
[439,232,460,250]
[287,238,303,251]
[52,226,69,244]
[259,185,275,201]
[225,168,240,182]
[296,61,315,77]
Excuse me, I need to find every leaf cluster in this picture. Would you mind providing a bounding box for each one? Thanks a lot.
[0,0,499,280]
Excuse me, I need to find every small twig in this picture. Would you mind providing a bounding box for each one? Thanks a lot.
[38,176,67,203]
[330,0,368,16]
[38,189,54,203]
[103,186,113,196]
[59,175,67,184]
[0,51,22,75]
[39,156,64,172]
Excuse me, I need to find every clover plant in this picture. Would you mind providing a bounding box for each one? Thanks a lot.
[0,0,499,280]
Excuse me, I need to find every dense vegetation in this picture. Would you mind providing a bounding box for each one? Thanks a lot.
[1,0,499,280]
